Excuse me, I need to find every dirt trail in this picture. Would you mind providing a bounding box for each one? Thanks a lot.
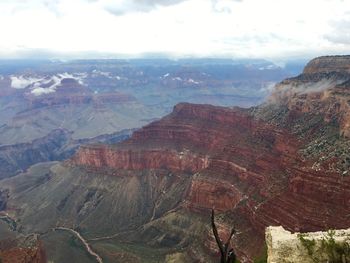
[55,227,103,263]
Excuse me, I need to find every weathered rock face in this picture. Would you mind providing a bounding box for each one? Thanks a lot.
[186,177,243,212]
[303,55,350,74]
[271,56,350,137]
[0,235,46,263]
[251,166,350,232]
[127,102,256,153]
[266,226,350,263]
[72,145,209,174]
[263,56,350,181]
[71,102,260,174]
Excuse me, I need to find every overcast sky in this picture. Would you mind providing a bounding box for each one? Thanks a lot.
[0,0,349,60]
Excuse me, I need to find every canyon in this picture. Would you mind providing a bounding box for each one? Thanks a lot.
[0,128,132,180]
[0,56,349,262]
[0,58,291,183]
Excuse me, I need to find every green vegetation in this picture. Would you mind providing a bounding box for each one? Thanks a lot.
[91,241,168,263]
[68,236,81,249]
[298,233,317,262]
[0,216,17,232]
[320,230,350,263]
[253,245,268,263]
[254,103,350,176]
[41,231,96,263]
[298,230,350,263]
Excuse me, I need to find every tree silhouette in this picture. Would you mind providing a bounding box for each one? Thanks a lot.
[211,209,236,263]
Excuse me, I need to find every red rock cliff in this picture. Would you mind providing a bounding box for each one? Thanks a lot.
[69,56,350,262]
[72,145,209,174]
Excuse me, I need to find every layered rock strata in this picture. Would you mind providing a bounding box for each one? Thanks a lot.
[2,56,350,262]
[69,56,350,261]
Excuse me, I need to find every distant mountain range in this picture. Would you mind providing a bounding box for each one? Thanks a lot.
[0,58,299,181]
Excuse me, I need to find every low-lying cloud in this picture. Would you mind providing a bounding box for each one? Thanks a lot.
[271,77,346,104]
[10,76,43,89]
[101,0,188,15]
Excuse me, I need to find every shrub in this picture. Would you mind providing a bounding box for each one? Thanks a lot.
[298,230,350,263]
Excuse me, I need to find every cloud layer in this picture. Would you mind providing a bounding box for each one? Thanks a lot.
[0,0,349,59]
[325,13,350,45]
[100,0,188,15]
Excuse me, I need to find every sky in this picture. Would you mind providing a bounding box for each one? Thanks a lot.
[0,0,349,60]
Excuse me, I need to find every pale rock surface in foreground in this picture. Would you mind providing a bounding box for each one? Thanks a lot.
[266,226,350,263]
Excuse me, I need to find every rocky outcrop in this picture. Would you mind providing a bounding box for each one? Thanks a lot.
[266,226,350,263]
[0,235,46,263]
[72,145,209,174]
[272,81,350,138]
[270,56,350,137]
[251,166,350,232]
[186,177,243,212]
[303,55,350,74]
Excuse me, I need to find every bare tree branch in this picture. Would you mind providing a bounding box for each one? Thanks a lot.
[211,209,225,261]
[211,209,236,263]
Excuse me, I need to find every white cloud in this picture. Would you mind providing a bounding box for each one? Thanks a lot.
[31,86,57,96]
[99,0,188,15]
[9,72,87,95]
[325,13,350,45]
[10,76,43,89]
[0,0,349,59]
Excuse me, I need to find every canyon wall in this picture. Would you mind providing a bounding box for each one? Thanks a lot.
[2,56,350,262]
[71,97,349,259]
[0,129,131,180]
[303,55,350,74]
[72,145,209,174]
